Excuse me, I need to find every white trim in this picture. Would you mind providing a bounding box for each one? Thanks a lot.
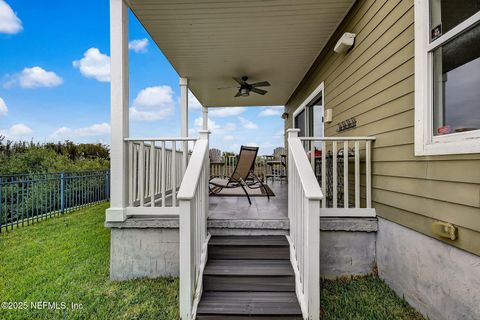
[107,0,129,222]
[414,0,480,155]
[293,81,325,139]
[286,235,308,320]
[191,233,211,319]
[293,81,324,118]
[126,206,180,216]
[320,208,376,218]
[428,11,480,51]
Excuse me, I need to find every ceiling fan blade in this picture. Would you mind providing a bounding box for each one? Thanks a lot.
[233,77,246,85]
[234,91,242,97]
[251,81,271,87]
[217,85,238,90]
[251,87,268,95]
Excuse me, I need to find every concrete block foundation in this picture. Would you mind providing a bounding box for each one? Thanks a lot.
[107,218,179,280]
[107,217,378,280]
[377,217,480,320]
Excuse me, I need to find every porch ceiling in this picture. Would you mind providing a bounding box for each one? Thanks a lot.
[127,0,355,107]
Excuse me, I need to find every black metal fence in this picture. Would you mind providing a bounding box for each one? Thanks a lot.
[0,170,110,232]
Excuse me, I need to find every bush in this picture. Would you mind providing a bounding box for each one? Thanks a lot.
[0,136,110,174]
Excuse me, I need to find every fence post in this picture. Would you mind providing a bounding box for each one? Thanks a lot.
[105,171,110,200]
[60,172,65,214]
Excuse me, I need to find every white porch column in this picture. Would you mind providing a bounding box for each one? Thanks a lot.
[179,77,189,137]
[202,106,208,130]
[106,0,129,222]
[180,77,189,173]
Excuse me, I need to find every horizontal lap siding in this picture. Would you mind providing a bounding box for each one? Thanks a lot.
[285,0,480,255]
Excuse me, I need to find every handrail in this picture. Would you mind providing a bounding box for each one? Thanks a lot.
[177,139,208,200]
[300,136,376,141]
[124,137,197,142]
[287,128,321,320]
[179,131,210,320]
[288,135,324,200]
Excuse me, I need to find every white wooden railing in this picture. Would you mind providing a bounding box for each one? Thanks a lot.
[211,154,279,181]
[300,136,376,217]
[124,137,197,216]
[287,129,322,320]
[178,131,210,320]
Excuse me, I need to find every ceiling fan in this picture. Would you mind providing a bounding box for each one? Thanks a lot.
[218,76,271,97]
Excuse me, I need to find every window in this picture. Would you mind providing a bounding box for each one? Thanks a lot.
[415,0,480,155]
[293,83,324,139]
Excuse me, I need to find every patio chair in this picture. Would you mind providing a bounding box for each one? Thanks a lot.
[265,147,287,183]
[209,148,225,177]
[209,145,270,205]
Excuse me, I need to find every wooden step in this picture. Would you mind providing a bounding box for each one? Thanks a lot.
[208,236,289,260]
[196,292,302,318]
[198,236,302,319]
[204,259,294,276]
[209,235,289,246]
[204,275,295,292]
[204,259,295,292]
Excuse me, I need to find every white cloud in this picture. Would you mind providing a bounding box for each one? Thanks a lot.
[130,86,175,121]
[191,117,236,135]
[259,106,283,117]
[210,107,246,117]
[188,91,203,109]
[0,123,33,138]
[0,0,22,34]
[128,38,149,53]
[73,48,110,82]
[223,135,234,141]
[51,123,110,140]
[0,97,8,116]
[238,116,258,129]
[245,142,259,148]
[4,66,63,88]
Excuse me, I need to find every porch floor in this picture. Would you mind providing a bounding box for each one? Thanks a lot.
[208,181,287,220]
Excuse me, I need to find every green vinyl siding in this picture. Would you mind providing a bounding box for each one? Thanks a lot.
[285,0,480,255]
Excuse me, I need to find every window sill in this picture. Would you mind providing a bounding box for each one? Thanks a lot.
[415,136,480,156]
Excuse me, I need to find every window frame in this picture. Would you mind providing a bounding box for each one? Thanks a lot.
[414,0,480,156]
[293,81,325,138]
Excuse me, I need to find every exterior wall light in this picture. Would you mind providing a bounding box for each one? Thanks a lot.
[334,32,356,54]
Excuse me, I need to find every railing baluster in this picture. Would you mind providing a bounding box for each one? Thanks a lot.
[366,140,372,208]
[129,141,133,206]
[161,141,166,207]
[150,142,156,207]
[344,141,349,208]
[355,141,360,208]
[172,141,177,207]
[139,142,145,207]
[321,141,326,209]
[333,141,337,208]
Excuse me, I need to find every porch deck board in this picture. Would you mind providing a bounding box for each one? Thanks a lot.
[208,181,287,220]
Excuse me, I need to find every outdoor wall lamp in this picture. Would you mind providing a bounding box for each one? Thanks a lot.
[281,112,289,120]
[334,32,356,54]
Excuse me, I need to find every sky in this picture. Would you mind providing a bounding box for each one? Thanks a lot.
[0,0,285,154]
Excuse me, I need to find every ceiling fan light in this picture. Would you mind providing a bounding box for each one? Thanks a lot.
[239,87,250,96]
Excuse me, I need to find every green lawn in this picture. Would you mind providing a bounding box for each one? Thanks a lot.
[0,202,423,320]
[321,276,424,320]
[0,203,179,320]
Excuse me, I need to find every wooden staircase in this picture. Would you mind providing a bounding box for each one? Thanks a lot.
[196,235,303,320]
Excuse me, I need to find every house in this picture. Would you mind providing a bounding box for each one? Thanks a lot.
[105,0,480,319]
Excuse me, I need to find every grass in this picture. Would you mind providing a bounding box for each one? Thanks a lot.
[321,276,425,320]
[0,203,179,320]
[0,202,424,320]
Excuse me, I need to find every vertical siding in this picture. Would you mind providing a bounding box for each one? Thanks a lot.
[285,0,480,255]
